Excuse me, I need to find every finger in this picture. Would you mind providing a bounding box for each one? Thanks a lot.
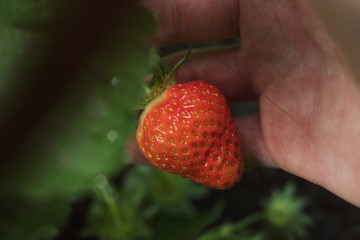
[139,0,240,47]
[164,46,258,102]
[234,114,276,168]
[128,137,152,166]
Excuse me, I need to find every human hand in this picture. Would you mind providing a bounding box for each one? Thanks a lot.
[137,0,360,206]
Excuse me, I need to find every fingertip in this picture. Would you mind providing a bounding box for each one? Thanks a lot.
[234,114,277,168]
[128,137,153,167]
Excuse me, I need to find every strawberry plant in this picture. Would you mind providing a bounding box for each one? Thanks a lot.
[197,183,312,240]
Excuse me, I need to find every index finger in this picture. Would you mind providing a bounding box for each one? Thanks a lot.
[140,0,240,47]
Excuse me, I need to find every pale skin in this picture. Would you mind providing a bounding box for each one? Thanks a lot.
[134,0,360,206]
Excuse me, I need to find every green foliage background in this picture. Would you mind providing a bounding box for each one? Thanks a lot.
[0,0,155,239]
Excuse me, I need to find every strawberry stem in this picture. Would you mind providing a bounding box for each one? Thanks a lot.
[138,46,191,110]
[164,47,191,86]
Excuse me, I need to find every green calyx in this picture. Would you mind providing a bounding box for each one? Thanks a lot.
[138,47,191,110]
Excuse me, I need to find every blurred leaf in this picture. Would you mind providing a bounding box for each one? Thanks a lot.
[149,200,224,240]
[123,166,209,217]
[0,195,71,240]
[83,166,213,240]
[0,0,155,198]
[83,174,152,240]
[0,0,155,238]
[123,167,218,240]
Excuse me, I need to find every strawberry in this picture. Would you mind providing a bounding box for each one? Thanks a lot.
[136,81,244,189]
[136,51,243,189]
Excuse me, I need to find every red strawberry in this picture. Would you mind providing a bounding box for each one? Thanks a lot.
[136,80,244,189]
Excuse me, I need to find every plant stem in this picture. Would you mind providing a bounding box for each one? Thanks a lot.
[232,211,265,231]
[197,211,265,240]
[138,46,191,110]
[167,46,191,82]
[98,186,127,239]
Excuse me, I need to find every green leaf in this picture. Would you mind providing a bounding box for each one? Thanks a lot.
[0,0,155,238]
[0,0,155,198]
[123,166,209,216]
